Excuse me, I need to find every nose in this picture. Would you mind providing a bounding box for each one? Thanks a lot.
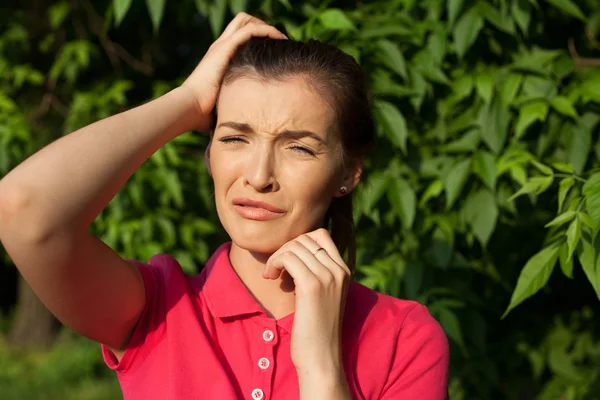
[244,143,279,193]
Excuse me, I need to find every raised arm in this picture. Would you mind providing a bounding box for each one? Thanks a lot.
[0,13,286,355]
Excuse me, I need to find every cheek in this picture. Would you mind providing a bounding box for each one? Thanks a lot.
[280,163,338,210]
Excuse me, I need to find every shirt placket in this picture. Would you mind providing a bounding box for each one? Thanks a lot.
[249,318,278,400]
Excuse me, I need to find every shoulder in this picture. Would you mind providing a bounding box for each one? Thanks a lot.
[346,281,448,351]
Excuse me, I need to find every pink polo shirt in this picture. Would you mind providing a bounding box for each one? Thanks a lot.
[101,242,449,399]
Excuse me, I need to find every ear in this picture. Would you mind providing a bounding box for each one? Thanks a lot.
[205,138,212,177]
[334,161,363,197]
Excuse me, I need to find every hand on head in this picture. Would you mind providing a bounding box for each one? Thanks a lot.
[180,13,287,132]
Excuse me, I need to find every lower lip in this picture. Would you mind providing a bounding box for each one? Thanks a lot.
[233,205,284,221]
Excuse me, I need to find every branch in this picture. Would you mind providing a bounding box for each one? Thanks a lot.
[79,0,154,76]
[568,38,600,69]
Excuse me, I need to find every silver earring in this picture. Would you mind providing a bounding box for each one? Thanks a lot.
[340,186,348,195]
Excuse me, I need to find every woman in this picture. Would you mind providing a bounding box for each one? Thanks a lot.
[0,13,449,400]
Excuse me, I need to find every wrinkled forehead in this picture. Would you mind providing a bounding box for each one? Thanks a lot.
[215,75,338,139]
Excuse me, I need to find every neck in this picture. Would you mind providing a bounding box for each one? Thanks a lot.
[228,241,297,320]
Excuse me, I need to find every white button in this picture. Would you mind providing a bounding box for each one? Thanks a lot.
[262,329,274,342]
[252,388,264,400]
[258,357,270,370]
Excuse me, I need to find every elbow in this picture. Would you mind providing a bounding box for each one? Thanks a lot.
[0,187,53,244]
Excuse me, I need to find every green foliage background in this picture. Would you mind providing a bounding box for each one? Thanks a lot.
[1,0,600,398]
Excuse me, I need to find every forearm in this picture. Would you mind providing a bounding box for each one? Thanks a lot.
[298,368,353,400]
[0,87,199,236]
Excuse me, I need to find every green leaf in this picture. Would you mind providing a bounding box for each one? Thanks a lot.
[229,0,248,14]
[209,0,228,38]
[499,73,523,106]
[566,218,581,261]
[388,177,417,229]
[473,151,497,189]
[438,307,467,353]
[114,0,133,26]
[420,179,444,207]
[478,98,510,154]
[502,244,560,318]
[146,0,166,33]
[452,74,474,101]
[374,100,408,153]
[49,1,70,29]
[552,162,574,174]
[531,175,555,194]
[465,188,498,246]
[530,160,552,175]
[377,40,407,80]
[567,123,591,174]
[360,171,390,213]
[447,0,465,27]
[477,1,515,34]
[583,173,600,228]
[442,158,472,209]
[441,128,480,152]
[515,101,549,138]
[550,96,578,118]
[579,233,600,299]
[544,210,576,228]
[319,9,355,31]
[559,242,574,278]
[511,0,532,33]
[558,177,575,212]
[580,212,594,228]
[453,6,484,58]
[509,176,554,201]
[476,72,494,103]
[546,0,587,21]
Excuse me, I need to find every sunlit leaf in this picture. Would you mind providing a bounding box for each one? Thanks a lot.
[319,9,355,31]
[442,158,472,209]
[550,96,578,118]
[566,218,581,261]
[374,100,408,153]
[377,40,407,79]
[453,6,484,58]
[502,244,560,318]
[546,0,587,21]
[146,0,166,33]
[515,101,549,138]
[473,151,497,189]
[558,177,575,212]
[583,173,600,228]
[388,177,417,229]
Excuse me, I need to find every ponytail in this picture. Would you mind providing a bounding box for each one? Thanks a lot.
[325,194,356,273]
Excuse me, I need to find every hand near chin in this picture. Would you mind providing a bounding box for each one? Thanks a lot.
[180,13,286,131]
[263,229,351,378]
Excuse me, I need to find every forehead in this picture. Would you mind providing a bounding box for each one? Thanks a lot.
[217,76,336,136]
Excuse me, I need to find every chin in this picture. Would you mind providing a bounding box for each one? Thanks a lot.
[229,230,290,254]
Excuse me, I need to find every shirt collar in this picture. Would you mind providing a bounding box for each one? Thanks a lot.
[200,242,265,320]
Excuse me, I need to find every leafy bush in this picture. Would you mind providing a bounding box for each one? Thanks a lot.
[1,0,600,398]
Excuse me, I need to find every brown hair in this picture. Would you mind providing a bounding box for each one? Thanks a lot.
[220,38,376,272]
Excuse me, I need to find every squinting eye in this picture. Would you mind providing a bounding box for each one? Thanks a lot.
[290,145,316,156]
[219,137,246,144]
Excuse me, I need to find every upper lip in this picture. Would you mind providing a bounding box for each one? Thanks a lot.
[233,198,285,213]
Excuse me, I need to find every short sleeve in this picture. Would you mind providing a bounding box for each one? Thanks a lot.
[101,259,167,373]
[379,304,450,400]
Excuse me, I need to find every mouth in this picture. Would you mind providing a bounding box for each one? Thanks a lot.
[232,198,285,221]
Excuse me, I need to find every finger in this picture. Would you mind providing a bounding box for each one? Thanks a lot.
[296,235,351,279]
[297,231,350,276]
[230,23,287,45]
[264,251,316,288]
[220,12,267,40]
[283,240,335,283]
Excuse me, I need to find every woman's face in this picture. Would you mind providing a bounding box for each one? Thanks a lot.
[209,75,350,254]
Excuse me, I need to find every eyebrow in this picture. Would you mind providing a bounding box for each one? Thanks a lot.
[216,121,326,144]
